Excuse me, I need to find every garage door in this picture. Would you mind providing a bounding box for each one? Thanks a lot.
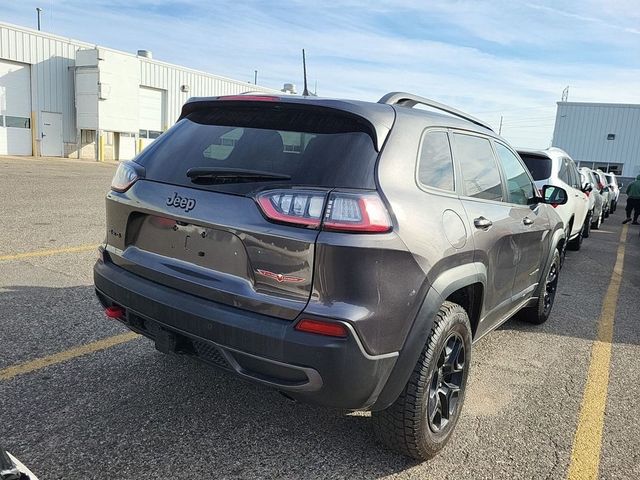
[0,59,32,155]
[139,87,165,150]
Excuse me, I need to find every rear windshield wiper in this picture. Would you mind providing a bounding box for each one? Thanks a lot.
[186,167,291,184]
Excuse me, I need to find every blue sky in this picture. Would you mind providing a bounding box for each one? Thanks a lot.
[2,0,639,148]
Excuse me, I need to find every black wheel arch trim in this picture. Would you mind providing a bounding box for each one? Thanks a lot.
[371,263,485,411]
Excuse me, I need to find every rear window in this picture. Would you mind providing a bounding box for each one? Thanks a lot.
[519,154,552,181]
[135,105,379,194]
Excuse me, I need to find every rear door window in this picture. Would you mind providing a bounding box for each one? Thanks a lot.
[452,133,503,201]
[519,154,552,181]
[495,143,535,205]
[135,105,379,194]
[567,160,580,189]
[417,131,454,191]
[558,159,570,184]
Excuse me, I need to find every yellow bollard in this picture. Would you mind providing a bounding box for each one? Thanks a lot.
[99,133,105,162]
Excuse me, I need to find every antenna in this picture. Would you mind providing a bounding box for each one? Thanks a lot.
[302,49,309,96]
[561,86,569,102]
[36,7,43,31]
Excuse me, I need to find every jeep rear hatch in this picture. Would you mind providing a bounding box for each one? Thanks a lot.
[106,99,393,320]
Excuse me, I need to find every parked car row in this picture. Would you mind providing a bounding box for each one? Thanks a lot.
[518,147,620,255]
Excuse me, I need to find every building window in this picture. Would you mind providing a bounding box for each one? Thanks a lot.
[81,129,96,144]
[0,116,3,127]
[607,133,616,140]
[148,130,162,139]
[5,116,31,129]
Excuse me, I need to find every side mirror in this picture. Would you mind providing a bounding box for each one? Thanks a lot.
[582,182,593,193]
[542,185,568,206]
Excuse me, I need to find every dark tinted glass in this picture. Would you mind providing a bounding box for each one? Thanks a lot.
[558,159,570,184]
[418,131,454,191]
[520,154,552,181]
[452,134,503,201]
[136,106,379,194]
[495,143,534,205]
[5,116,30,128]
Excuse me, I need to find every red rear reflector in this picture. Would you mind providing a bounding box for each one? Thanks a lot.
[105,306,125,319]
[218,95,279,102]
[295,319,348,338]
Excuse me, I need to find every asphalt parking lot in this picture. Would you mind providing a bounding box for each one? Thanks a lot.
[1,156,639,480]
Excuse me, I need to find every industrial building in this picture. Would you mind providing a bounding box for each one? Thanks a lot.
[0,22,280,160]
[552,101,640,181]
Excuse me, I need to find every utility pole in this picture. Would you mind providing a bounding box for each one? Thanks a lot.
[498,115,503,135]
[302,49,309,96]
[254,70,258,85]
[36,7,43,31]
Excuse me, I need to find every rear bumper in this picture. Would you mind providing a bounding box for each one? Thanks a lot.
[94,257,398,410]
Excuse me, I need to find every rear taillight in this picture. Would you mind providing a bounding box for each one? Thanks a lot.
[256,190,392,233]
[256,190,325,228]
[323,192,392,233]
[111,161,142,192]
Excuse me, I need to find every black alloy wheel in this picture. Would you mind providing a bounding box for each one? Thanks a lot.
[427,332,466,433]
[543,260,559,317]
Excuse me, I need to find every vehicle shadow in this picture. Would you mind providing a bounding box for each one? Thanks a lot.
[0,285,421,479]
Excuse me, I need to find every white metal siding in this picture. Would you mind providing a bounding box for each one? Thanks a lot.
[0,59,32,155]
[552,102,640,177]
[0,23,91,147]
[139,59,278,126]
[0,22,281,158]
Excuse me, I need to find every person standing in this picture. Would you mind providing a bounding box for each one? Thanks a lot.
[622,174,640,224]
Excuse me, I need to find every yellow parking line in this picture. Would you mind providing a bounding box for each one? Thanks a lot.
[567,224,628,480]
[0,332,139,381]
[0,244,99,262]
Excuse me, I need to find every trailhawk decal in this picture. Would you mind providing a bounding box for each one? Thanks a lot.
[256,269,305,283]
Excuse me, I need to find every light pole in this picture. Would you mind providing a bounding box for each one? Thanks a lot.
[36,7,43,31]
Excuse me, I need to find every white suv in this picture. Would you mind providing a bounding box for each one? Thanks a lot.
[518,147,589,252]
[604,172,620,213]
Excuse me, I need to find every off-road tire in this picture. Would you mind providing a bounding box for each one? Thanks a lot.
[591,210,602,229]
[568,225,583,251]
[517,249,560,324]
[582,212,592,238]
[372,301,472,460]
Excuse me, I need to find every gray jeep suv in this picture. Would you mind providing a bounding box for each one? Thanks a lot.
[94,92,567,460]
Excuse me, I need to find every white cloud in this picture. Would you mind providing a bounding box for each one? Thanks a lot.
[2,0,639,148]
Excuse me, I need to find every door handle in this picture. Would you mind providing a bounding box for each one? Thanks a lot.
[474,217,493,229]
[523,216,534,226]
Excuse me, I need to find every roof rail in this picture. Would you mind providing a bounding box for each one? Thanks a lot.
[378,92,494,132]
